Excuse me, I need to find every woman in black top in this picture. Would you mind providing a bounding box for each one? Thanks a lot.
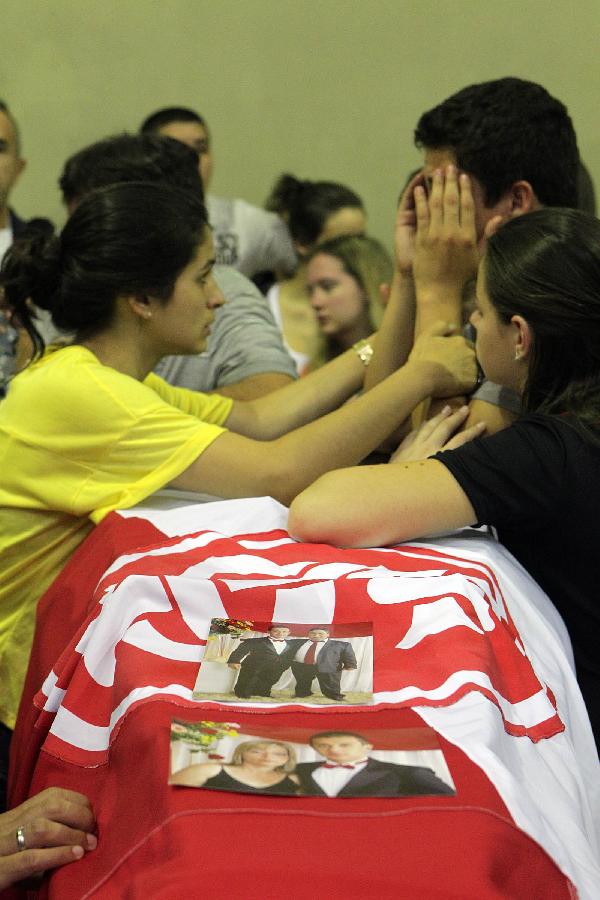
[290,183,600,746]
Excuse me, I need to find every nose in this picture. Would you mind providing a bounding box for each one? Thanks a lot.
[309,286,326,310]
[207,275,225,310]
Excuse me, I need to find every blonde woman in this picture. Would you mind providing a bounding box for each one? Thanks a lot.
[171,741,299,794]
[305,234,392,370]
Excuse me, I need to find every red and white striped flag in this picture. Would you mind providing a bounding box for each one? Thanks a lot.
[36,514,563,766]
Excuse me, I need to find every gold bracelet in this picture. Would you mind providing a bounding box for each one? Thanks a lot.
[352,338,374,367]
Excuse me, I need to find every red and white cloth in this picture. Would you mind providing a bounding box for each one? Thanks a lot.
[10,495,600,899]
[38,519,563,765]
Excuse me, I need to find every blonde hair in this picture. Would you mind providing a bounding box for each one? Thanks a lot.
[231,740,296,773]
[306,234,392,368]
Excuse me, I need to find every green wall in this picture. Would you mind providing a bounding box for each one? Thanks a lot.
[3,0,599,248]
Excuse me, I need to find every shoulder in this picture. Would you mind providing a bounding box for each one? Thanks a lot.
[441,413,594,477]
[327,640,350,651]
[230,198,281,231]
[213,265,264,301]
[366,758,402,771]
[10,346,134,405]
[212,266,275,322]
[367,759,436,779]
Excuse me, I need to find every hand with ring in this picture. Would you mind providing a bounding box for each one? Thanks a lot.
[0,787,96,889]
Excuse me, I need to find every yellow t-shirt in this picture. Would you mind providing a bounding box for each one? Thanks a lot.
[0,345,233,728]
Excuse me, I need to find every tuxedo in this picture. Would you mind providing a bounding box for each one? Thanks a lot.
[295,758,454,797]
[288,639,357,701]
[227,636,294,698]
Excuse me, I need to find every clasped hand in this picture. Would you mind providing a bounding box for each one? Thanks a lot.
[408,321,478,398]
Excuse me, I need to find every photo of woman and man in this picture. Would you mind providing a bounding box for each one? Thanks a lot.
[169,720,455,798]
[193,619,373,705]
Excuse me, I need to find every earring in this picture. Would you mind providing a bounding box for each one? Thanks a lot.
[514,349,522,361]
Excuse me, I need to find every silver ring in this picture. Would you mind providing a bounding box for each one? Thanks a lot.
[16,825,26,851]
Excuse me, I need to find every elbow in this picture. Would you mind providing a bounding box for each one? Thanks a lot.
[287,495,322,543]
[288,479,342,545]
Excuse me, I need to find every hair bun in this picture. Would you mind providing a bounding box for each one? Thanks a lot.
[265,173,305,215]
[7,232,62,312]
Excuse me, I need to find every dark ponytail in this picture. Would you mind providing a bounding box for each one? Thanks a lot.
[0,181,209,359]
[485,207,600,438]
[266,173,364,248]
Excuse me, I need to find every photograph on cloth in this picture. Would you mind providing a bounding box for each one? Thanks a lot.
[169,719,456,798]
[193,618,373,705]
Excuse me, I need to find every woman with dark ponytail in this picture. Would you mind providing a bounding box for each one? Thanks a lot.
[264,174,366,373]
[0,180,477,743]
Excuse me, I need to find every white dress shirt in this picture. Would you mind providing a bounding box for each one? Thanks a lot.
[294,640,326,663]
[310,760,369,796]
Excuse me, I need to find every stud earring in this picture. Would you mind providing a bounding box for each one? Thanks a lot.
[514,349,522,361]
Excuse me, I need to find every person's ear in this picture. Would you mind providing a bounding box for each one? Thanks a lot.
[511,314,533,361]
[127,294,154,321]
[378,282,391,306]
[507,181,537,218]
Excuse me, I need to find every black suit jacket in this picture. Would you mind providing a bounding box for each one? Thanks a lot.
[295,758,454,797]
[289,639,357,673]
[227,637,294,667]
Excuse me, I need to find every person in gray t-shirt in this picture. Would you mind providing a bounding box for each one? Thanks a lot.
[140,106,297,280]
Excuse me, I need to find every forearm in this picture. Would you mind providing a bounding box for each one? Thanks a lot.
[269,362,434,488]
[225,346,366,439]
[289,459,476,548]
[212,372,294,400]
[173,361,436,506]
[364,271,416,389]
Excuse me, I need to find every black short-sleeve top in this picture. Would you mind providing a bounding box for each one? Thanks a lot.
[435,414,600,740]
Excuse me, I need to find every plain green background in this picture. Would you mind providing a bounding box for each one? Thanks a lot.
[3,0,599,248]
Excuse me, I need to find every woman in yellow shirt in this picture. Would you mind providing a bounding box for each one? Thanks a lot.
[0,180,477,741]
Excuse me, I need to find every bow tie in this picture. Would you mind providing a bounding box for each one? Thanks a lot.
[322,763,356,770]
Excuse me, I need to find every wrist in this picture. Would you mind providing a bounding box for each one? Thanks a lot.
[415,285,464,307]
[398,358,437,399]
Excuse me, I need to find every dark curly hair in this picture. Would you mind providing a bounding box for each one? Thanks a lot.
[415,78,579,208]
[266,174,364,248]
[59,133,204,207]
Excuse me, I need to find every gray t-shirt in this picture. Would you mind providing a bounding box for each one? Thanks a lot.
[207,195,297,278]
[155,265,297,391]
